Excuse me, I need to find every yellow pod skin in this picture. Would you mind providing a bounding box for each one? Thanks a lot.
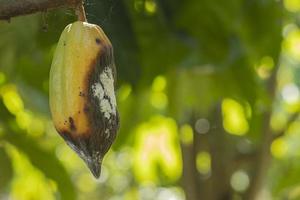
[49,21,119,178]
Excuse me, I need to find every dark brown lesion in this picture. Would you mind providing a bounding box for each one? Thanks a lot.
[95,38,101,45]
[79,91,85,97]
[83,104,90,113]
[68,117,76,131]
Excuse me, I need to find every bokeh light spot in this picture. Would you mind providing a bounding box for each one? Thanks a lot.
[194,118,210,134]
[2,86,24,115]
[284,0,300,12]
[283,28,300,60]
[230,170,250,192]
[270,113,287,133]
[152,76,167,92]
[281,83,300,104]
[196,151,211,175]
[222,98,249,136]
[179,124,194,145]
[145,0,157,14]
[157,187,184,200]
[271,138,288,159]
[256,56,274,79]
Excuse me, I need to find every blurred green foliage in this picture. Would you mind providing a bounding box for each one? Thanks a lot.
[1,0,300,199]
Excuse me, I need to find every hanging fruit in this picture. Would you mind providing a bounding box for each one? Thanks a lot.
[49,4,119,178]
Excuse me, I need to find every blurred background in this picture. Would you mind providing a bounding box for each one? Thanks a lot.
[1,0,300,199]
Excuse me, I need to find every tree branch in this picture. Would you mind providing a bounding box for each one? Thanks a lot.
[0,0,82,20]
[179,114,201,200]
[246,43,283,200]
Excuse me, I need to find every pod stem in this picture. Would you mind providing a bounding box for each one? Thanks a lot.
[76,2,87,22]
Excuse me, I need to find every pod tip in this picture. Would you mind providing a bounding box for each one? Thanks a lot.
[82,152,102,179]
[87,159,101,178]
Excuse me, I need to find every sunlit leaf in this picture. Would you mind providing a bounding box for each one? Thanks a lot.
[133,115,182,184]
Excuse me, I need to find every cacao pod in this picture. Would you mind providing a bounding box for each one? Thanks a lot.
[49,21,119,178]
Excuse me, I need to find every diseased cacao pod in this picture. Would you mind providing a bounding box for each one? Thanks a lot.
[49,21,119,178]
